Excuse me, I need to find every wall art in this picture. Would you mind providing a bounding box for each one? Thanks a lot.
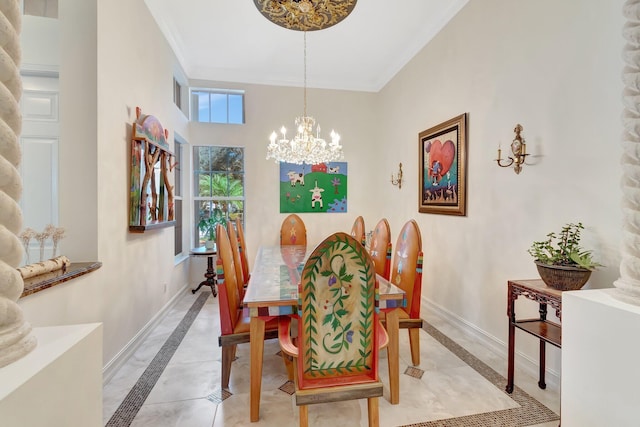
[419,113,468,216]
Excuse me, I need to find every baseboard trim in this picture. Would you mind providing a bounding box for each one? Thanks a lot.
[102,285,191,384]
[421,296,560,390]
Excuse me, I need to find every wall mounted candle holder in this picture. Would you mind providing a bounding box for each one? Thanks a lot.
[391,162,403,189]
[496,124,528,174]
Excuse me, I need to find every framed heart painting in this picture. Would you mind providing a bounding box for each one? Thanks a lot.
[418,113,468,216]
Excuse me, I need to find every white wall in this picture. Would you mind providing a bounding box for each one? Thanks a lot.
[187,80,379,266]
[377,0,625,376]
[18,0,192,368]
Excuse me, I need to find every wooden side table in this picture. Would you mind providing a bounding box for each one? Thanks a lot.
[506,279,562,394]
[190,246,217,296]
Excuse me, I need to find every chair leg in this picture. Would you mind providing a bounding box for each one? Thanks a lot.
[367,397,379,427]
[231,343,238,361]
[221,345,235,389]
[408,327,420,366]
[282,352,295,381]
[299,404,309,427]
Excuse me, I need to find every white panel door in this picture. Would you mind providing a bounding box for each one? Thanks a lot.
[20,74,60,264]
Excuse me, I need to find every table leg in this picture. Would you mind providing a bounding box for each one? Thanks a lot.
[506,320,515,393]
[192,255,217,296]
[538,340,547,389]
[386,309,400,404]
[250,317,266,422]
[538,302,547,389]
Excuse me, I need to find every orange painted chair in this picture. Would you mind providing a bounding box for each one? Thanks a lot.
[382,219,423,366]
[227,221,247,298]
[234,217,250,283]
[279,232,388,427]
[350,215,366,246]
[215,224,281,390]
[280,213,307,246]
[369,218,392,280]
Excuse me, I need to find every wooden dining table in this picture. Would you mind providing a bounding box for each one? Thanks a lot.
[243,245,407,422]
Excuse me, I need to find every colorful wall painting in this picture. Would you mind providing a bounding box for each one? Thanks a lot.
[129,107,176,232]
[418,113,467,216]
[279,162,348,213]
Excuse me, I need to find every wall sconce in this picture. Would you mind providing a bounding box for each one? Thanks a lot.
[391,162,403,189]
[496,124,528,174]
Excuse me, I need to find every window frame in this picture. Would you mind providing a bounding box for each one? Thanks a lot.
[192,146,245,247]
[189,88,245,125]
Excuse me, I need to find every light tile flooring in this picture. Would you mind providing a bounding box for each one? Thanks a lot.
[103,288,560,427]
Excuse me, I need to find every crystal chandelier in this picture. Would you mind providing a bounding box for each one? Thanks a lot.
[266,31,343,165]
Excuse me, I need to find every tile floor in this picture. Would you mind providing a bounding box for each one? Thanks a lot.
[102,288,560,427]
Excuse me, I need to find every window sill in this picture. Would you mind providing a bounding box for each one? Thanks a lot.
[20,262,103,298]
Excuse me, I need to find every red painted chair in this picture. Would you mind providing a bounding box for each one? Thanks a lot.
[280,213,307,246]
[382,219,423,366]
[234,218,250,283]
[215,223,281,389]
[369,218,392,280]
[279,232,388,427]
[350,215,366,246]
[227,221,247,299]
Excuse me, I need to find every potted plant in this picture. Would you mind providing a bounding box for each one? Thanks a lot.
[527,222,601,290]
[198,206,227,249]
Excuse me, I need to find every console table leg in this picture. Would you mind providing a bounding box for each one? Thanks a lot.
[192,255,217,297]
[506,321,515,393]
[538,340,547,389]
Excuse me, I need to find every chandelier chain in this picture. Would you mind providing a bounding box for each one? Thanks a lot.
[265,28,343,165]
[303,31,307,118]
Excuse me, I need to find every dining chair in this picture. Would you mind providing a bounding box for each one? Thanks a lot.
[227,221,247,299]
[279,232,388,427]
[234,217,250,283]
[280,213,307,246]
[382,219,424,366]
[369,218,392,280]
[215,223,282,390]
[350,215,366,246]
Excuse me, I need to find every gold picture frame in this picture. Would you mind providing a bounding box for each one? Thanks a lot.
[418,113,468,216]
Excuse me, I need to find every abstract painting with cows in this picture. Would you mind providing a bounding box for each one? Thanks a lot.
[279,162,348,213]
[418,113,467,216]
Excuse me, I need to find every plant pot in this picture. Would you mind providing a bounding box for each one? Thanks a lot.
[204,240,215,249]
[534,261,592,291]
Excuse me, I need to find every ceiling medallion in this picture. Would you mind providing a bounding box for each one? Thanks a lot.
[253,0,357,31]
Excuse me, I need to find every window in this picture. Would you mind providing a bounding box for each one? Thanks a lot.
[190,89,244,124]
[173,139,184,256]
[173,77,182,109]
[193,146,244,246]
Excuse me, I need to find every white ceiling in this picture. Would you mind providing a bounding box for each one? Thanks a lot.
[144,0,469,92]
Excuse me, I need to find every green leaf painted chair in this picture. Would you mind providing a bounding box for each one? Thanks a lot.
[280,213,307,246]
[279,232,388,427]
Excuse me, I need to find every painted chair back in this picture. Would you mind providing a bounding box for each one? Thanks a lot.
[227,221,246,298]
[215,223,241,335]
[280,213,307,246]
[234,217,250,282]
[391,219,423,319]
[350,215,366,246]
[369,218,392,280]
[297,232,381,390]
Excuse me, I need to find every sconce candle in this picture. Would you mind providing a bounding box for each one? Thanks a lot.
[496,124,529,174]
[390,162,403,189]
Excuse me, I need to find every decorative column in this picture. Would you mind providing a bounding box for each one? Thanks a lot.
[0,0,36,368]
